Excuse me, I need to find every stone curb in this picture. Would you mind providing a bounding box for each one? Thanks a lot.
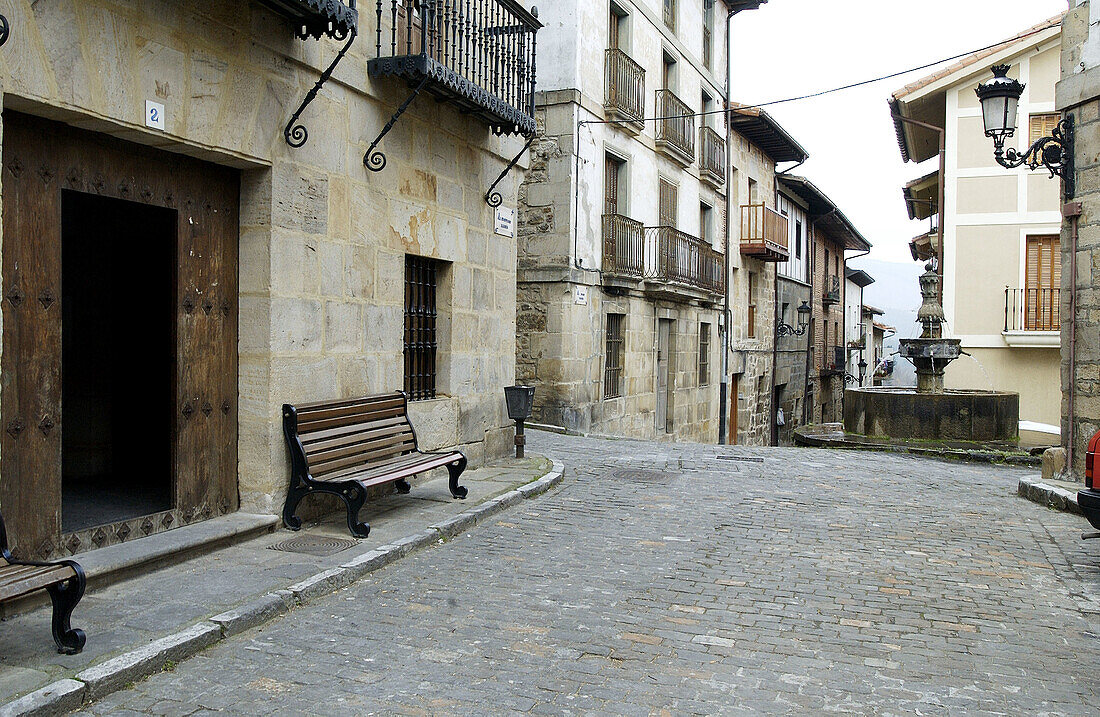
[1017,475,1083,515]
[0,460,565,717]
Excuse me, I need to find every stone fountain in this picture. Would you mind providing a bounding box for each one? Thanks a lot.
[842,263,1019,444]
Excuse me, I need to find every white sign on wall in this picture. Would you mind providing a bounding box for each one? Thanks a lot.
[145,100,166,131]
[494,206,515,237]
[574,286,588,305]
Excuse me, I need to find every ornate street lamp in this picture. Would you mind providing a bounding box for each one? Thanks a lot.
[776,301,811,337]
[857,357,868,387]
[976,64,1074,197]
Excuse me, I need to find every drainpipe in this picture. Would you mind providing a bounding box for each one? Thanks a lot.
[1066,201,1082,473]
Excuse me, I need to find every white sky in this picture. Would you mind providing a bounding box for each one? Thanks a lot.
[729,0,1069,265]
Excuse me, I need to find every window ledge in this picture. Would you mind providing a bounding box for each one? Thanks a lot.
[1002,330,1059,347]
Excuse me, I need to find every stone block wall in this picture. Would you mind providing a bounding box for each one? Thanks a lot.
[775,277,811,443]
[0,0,525,518]
[1058,1,1100,477]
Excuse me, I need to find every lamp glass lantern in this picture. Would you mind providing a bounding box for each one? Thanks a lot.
[504,385,535,458]
[975,65,1024,145]
[795,301,811,330]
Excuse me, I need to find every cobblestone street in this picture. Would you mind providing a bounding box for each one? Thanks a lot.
[77,432,1100,714]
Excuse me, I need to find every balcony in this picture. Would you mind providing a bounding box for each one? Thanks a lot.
[602,214,645,280]
[655,89,695,166]
[602,219,723,298]
[1004,288,1060,347]
[699,126,725,187]
[823,346,845,375]
[369,0,540,137]
[605,49,645,132]
[740,203,788,261]
[257,0,358,39]
[822,275,840,305]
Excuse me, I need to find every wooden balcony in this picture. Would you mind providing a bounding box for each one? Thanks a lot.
[605,49,645,131]
[740,203,788,261]
[602,214,645,280]
[655,89,695,166]
[369,0,540,136]
[699,126,725,187]
[644,226,724,296]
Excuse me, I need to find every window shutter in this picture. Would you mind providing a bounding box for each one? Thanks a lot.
[1029,113,1060,145]
[1025,235,1060,330]
[605,156,619,216]
[659,180,677,228]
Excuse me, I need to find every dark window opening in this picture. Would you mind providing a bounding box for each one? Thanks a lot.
[698,322,710,385]
[61,191,176,532]
[404,255,440,401]
[604,314,625,399]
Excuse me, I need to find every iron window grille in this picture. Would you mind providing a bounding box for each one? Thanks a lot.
[699,323,710,385]
[404,255,440,401]
[604,314,625,399]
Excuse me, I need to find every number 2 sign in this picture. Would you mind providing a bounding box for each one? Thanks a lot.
[145,100,166,131]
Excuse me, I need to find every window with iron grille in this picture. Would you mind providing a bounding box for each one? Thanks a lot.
[604,314,625,399]
[404,255,440,401]
[698,323,710,385]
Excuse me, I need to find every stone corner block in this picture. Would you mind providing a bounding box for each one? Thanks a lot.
[0,679,85,717]
[75,622,222,701]
[209,593,291,638]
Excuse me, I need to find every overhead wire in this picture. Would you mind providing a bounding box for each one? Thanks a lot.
[579,22,1056,128]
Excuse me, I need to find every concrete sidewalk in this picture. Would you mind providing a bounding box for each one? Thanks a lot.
[0,455,563,716]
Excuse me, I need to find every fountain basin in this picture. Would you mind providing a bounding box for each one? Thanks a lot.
[844,387,1019,443]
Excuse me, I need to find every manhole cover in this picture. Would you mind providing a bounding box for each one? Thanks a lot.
[611,468,676,481]
[716,455,764,463]
[268,536,359,556]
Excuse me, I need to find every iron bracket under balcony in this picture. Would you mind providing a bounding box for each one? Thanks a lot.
[259,0,360,148]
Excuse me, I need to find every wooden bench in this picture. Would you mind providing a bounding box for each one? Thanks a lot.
[0,508,86,654]
[282,391,468,538]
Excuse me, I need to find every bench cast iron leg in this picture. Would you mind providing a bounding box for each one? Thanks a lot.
[394,478,411,494]
[341,484,371,538]
[282,484,310,532]
[448,456,468,499]
[46,572,86,654]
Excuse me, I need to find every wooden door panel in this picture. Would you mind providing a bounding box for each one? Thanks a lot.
[1,120,64,558]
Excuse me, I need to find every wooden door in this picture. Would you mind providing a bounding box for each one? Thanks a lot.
[1,112,239,558]
[656,319,671,433]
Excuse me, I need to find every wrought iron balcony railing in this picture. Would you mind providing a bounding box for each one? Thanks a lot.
[740,203,788,261]
[823,346,845,374]
[367,0,540,155]
[602,214,645,279]
[605,49,645,129]
[822,275,841,305]
[1005,288,1060,331]
[655,89,695,165]
[643,226,724,295]
[699,125,725,186]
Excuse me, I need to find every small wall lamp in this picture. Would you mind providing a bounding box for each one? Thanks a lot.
[504,385,535,458]
[776,301,811,337]
[975,64,1074,197]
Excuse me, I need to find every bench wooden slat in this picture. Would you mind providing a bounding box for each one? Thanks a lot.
[0,564,77,602]
[282,391,468,538]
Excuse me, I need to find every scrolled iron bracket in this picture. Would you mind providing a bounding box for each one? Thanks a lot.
[363,75,430,172]
[284,27,358,148]
[0,14,10,48]
[485,136,535,208]
[994,115,1074,198]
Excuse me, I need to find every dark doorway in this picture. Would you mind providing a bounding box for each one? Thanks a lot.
[61,191,176,532]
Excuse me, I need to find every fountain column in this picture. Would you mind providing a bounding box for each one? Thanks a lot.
[900,262,961,393]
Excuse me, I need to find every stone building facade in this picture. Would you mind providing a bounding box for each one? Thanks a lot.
[1058,0,1100,477]
[516,0,732,443]
[0,0,533,559]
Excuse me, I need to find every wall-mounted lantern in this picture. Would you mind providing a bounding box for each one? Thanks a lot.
[0,13,10,47]
[504,385,536,458]
[976,64,1074,197]
[776,301,811,337]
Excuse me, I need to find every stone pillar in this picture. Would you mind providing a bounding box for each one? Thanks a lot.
[1058,1,1100,478]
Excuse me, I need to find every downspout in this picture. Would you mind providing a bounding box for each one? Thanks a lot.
[771,255,779,445]
[1066,201,1082,473]
[719,7,734,444]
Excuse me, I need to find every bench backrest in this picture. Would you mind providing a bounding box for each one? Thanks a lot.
[285,392,419,480]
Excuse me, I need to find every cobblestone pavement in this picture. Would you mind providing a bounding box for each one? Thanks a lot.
[76,433,1100,715]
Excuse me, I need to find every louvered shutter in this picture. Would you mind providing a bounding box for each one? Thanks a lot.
[605,156,619,216]
[1025,235,1060,330]
[659,180,677,228]
[1029,114,1060,145]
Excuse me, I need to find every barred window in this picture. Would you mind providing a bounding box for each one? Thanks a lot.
[404,255,439,400]
[698,322,710,385]
[604,314,625,399]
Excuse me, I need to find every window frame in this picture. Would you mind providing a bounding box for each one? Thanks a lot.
[604,313,626,399]
[404,254,440,401]
[698,322,711,386]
